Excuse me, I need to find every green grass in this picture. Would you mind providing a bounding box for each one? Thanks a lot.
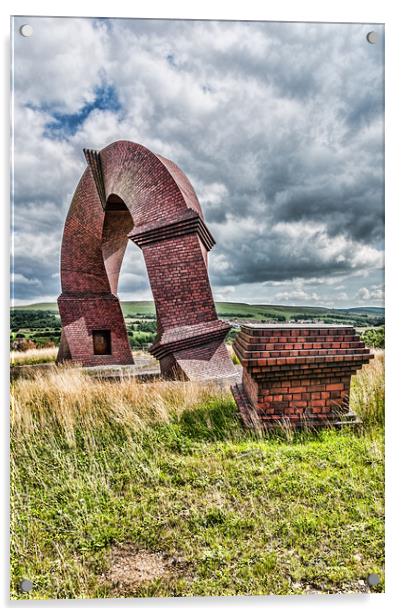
[10,358,384,599]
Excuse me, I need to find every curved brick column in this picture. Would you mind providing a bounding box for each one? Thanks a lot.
[57,141,235,380]
[232,324,373,429]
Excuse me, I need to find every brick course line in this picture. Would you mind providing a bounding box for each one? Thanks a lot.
[232,324,373,430]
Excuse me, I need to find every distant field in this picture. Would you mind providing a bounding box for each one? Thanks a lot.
[10,301,385,356]
[12,301,384,320]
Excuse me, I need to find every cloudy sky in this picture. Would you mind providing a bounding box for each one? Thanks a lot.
[11,17,384,307]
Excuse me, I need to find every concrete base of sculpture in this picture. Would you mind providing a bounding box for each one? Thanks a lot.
[231,324,373,430]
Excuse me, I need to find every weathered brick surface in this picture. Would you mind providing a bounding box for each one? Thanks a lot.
[57,140,235,379]
[57,294,132,366]
[232,324,374,429]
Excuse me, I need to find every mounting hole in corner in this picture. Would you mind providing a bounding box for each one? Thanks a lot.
[367,572,380,587]
[19,579,33,593]
[19,24,33,37]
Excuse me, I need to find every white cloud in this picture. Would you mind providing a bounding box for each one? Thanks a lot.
[274,289,319,303]
[13,17,109,113]
[11,273,40,286]
[272,221,383,272]
[358,285,384,301]
[13,102,83,205]
[214,286,236,301]
[196,182,229,206]
[11,17,384,307]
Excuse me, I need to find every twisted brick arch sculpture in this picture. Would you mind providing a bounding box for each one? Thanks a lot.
[57,140,235,380]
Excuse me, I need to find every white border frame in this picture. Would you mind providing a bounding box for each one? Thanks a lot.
[1,1,400,614]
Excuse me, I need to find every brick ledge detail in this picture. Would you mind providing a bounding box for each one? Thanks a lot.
[129,209,215,251]
[150,319,230,359]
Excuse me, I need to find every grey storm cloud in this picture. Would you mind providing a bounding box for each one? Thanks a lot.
[11,17,384,306]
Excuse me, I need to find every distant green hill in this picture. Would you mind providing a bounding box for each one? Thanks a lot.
[11,300,384,320]
[12,302,61,312]
[336,306,384,315]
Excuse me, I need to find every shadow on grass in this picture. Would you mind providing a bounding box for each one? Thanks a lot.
[173,398,354,448]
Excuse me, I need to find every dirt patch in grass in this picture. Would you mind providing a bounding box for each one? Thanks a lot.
[102,544,187,594]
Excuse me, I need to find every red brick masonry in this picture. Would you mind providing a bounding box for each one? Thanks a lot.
[57,140,235,380]
[231,324,374,429]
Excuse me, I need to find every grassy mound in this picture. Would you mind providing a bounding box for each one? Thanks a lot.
[10,356,384,599]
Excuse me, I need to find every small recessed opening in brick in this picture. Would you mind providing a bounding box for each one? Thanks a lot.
[93,329,112,355]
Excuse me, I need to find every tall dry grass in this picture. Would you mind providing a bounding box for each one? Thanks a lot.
[11,346,58,366]
[10,347,155,367]
[10,356,384,599]
[350,352,384,428]
[10,366,233,448]
[11,351,385,447]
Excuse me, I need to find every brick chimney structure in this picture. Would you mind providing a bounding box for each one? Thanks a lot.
[232,324,373,429]
[57,140,235,381]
